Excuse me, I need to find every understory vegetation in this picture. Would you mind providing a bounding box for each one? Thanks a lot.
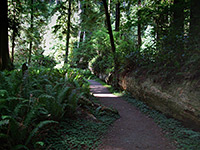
[0,67,118,149]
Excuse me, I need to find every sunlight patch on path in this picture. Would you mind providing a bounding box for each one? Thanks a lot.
[93,93,118,98]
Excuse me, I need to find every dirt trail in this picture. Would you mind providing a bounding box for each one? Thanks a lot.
[89,80,176,150]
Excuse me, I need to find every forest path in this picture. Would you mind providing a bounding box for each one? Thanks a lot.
[89,80,176,150]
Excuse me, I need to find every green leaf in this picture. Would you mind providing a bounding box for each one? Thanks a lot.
[25,120,58,145]
[0,90,9,99]
[12,144,29,150]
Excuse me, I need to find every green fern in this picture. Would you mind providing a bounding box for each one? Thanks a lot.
[0,90,9,99]
[11,145,29,150]
[0,133,9,139]
[0,103,11,115]
[29,89,44,97]
[66,91,78,114]
[24,104,41,127]
[0,119,9,128]
[38,94,64,120]
[25,120,58,145]
[57,86,72,104]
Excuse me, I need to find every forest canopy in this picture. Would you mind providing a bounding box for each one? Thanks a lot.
[0,0,199,83]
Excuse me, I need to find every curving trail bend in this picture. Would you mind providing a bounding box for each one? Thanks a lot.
[89,80,176,150]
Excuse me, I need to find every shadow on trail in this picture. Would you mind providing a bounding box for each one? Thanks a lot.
[88,80,176,150]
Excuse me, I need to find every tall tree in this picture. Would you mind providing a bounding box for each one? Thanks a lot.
[65,0,72,63]
[28,0,34,65]
[115,1,120,31]
[190,0,200,49]
[102,0,118,72]
[0,0,12,70]
[171,0,185,60]
[172,0,184,35]
[137,0,142,48]
[9,0,21,63]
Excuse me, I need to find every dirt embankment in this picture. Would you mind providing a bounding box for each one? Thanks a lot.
[119,72,200,130]
[89,80,176,150]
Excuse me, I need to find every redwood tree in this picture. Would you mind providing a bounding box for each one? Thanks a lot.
[0,0,12,70]
[190,0,200,50]
[171,0,185,61]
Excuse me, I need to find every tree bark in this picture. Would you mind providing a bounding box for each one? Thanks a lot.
[172,0,184,35]
[80,31,84,43]
[137,0,142,49]
[115,1,120,31]
[11,28,16,63]
[171,0,185,61]
[65,0,71,64]
[28,0,34,65]
[190,0,200,50]
[102,0,118,72]
[0,0,12,71]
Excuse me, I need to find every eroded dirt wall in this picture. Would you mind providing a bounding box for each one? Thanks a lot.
[119,72,200,130]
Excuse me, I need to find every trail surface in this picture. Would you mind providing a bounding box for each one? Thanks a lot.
[89,80,176,150]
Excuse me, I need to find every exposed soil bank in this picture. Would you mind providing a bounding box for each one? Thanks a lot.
[119,72,200,130]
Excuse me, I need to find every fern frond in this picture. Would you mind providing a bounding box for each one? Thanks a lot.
[11,144,29,150]
[0,133,9,140]
[57,86,72,104]
[24,105,41,127]
[65,90,82,114]
[0,90,9,99]
[25,120,58,145]
[38,94,55,104]
[13,103,28,117]
[53,81,63,90]
[0,104,11,115]
[0,119,9,127]
[38,94,64,120]
[29,89,44,97]
[73,79,80,88]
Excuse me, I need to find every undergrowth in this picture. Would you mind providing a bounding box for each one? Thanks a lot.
[99,80,200,150]
[44,106,118,150]
[0,66,118,149]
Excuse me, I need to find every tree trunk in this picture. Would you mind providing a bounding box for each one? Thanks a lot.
[28,0,34,65]
[11,29,16,63]
[65,0,71,64]
[115,1,120,31]
[171,0,185,61]
[137,0,142,49]
[102,0,118,72]
[172,0,184,35]
[80,31,84,43]
[11,3,17,63]
[190,0,200,50]
[0,0,12,71]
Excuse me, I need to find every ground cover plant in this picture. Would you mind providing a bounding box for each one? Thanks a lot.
[0,67,119,150]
